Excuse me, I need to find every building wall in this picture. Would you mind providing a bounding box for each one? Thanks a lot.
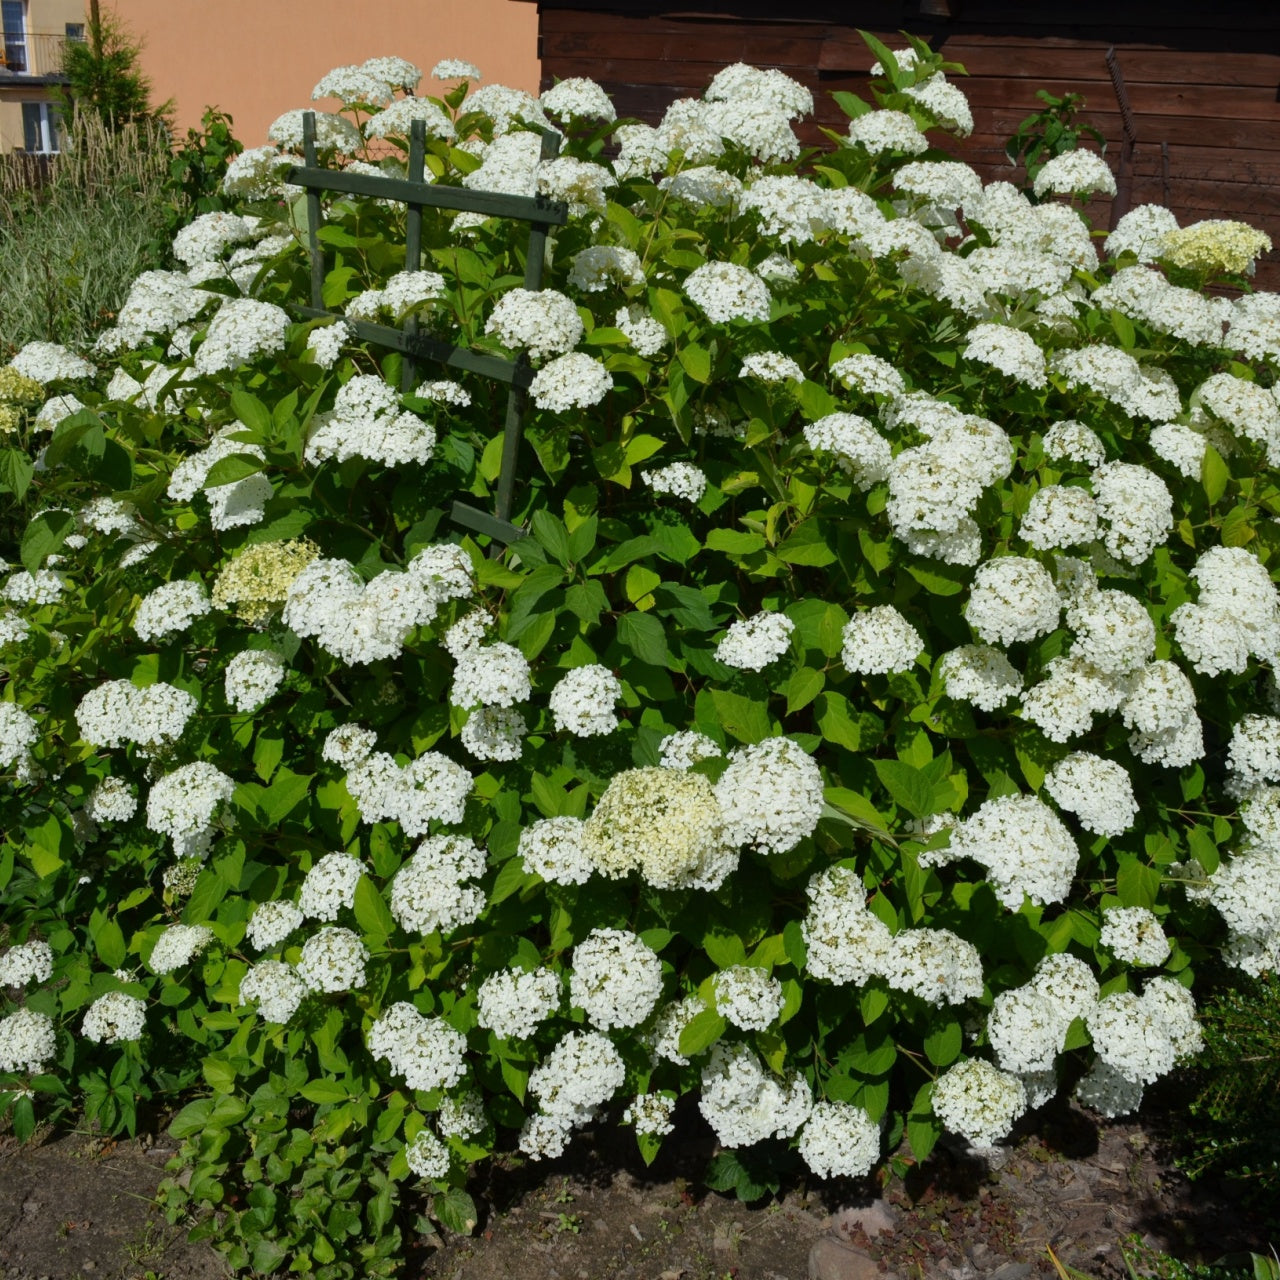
[112,0,540,143]
[535,0,1280,289]
[0,0,89,152]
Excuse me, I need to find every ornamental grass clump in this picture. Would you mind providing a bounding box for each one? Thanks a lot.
[2,27,1280,1276]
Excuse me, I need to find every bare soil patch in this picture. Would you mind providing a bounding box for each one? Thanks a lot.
[0,1094,1271,1280]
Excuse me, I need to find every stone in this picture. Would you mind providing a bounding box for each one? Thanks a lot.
[832,1198,900,1239]
[809,1236,887,1280]
[988,1264,1033,1280]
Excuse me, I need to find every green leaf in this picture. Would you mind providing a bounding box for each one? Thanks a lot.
[924,1019,963,1067]
[300,1078,350,1104]
[95,919,126,970]
[257,768,313,824]
[230,389,273,437]
[530,510,571,564]
[20,509,75,574]
[0,448,35,500]
[777,523,837,567]
[703,930,747,968]
[1116,856,1160,910]
[708,689,772,744]
[354,875,396,941]
[1201,444,1230,505]
[785,667,825,715]
[816,692,882,753]
[202,452,264,488]
[433,1188,477,1234]
[169,1098,214,1137]
[618,611,669,666]
[677,343,712,384]
[907,1110,940,1164]
[872,756,956,820]
[251,1240,289,1274]
[705,528,766,556]
[906,561,968,596]
[678,1009,727,1058]
[1109,309,1136,350]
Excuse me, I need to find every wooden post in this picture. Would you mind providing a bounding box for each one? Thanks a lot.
[301,112,324,312]
[401,118,427,393]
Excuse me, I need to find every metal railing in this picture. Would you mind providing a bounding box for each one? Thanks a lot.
[0,30,72,78]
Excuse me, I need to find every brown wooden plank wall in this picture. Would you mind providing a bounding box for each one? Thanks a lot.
[536,3,1280,290]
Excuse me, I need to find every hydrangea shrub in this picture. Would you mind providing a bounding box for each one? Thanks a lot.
[2,36,1280,1275]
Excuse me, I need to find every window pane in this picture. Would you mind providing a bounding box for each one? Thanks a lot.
[2,0,28,73]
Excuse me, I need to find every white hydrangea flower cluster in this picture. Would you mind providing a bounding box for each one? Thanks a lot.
[1225,715,1280,796]
[939,644,1023,711]
[541,76,616,122]
[528,352,613,412]
[239,961,306,1022]
[624,1093,676,1137]
[134,579,211,643]
[172,210,256,267]
[932,1057,1027,1148]
[1173,545,1280,678]
[484,288,582,361]
[659,730,723,771]
[569,928,663,1029]
[81,991,146,1044]
[193,299,291,376]
[322,723,378,770]
[645,462,707,503]
[282,558,439,666]
[0,939,53,987]
[1051,346,1181,421]
[390,835,486,935]
[299,852,364,921]
[7,341,96,383]
[1099,906,1171,967]
[1019,484,1098,550]
[223,649,286,713]
[405,1128,450,1180]
[1090,462,1173,566]
[460,706,527,762]
[1033,150,1116,198]
[451,642,531,709]
[841,605,923,675]
[365,98,455,142]
[1043,752,1138,838]
[0,1008,57,1073]
[801,865,893,985]
[740,351,805,383]
[148,923,214,974]
[567,245,643,292]
[537,157,617,216]
[146,762,236,859]
[346,270,447,324]
[437,1092,486,1139]
[368,1001,467,1091]
[699,1043,812,1147]
[965,557,1060,646]
[797,1101,882,1179]
[714,737,824,855]
[804,413,892,490]
[477,967,561,1040]
[1086,980,1201,1087]
[0,702,38,778]
[246,900,305,951]
[518,816,593,885]
[297,926,368,992]
[716,612,794,671]
[712,965,784,1031]
[884,927,983,1005]
[582,766,735,890]
[466,84,549,135]
[848,109,927,155]
[74,680,197,755]
[522,1030,625,1158]
[616,305,668,357]
[683,262,772,323]
[830,352,906,398]
[306,374,436,467]
[1106,204,1181,263]
[549,664,621,736]
[344,749,473,837]
[1092,266,1223,347]
[2,568,63,606]
[85,777,137,823]
[962,323,1047,387]
[268,108,360,153]
[942,794,1079,908]
[432,58,481,80]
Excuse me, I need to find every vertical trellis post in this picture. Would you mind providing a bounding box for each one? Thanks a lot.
[493,127,562,530]
[301,115,324,311]
[400,118,427,393]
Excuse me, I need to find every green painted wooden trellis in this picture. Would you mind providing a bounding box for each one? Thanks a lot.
[287,110,569,546]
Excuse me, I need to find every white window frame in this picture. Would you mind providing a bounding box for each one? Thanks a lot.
[1,0,28,74]
[21,101,60,154]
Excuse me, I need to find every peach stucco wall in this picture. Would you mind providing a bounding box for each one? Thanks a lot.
[111,0,539,142]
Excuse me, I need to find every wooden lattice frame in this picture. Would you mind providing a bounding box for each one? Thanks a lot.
[286,111,569,545]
